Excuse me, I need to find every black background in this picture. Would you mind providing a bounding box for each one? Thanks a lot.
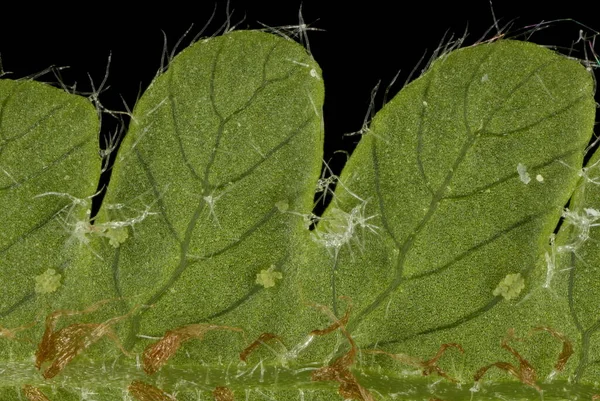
[1,2,598,216]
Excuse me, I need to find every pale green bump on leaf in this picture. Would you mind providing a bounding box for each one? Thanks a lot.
[0,32,598,401]
[517,162,531,184]
[34,268,62,294]
[105,226,129,247]
[275,199,289,212]
[256,265,283,288]
[492,272,525,300]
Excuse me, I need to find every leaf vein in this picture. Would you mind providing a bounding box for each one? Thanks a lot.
[444,148,580,200]
[0,137,92,191]
[405,213,541,281]
[134,148,182,243]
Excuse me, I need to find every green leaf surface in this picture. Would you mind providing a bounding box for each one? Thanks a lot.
[0,79,100,313]
[1,31,598,401]
[552,145,600,384]
[301,39,597,398]
[0,80,100,397]
[99,30,325,356]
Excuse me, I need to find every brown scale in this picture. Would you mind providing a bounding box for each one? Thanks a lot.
[365,343,464,383]
[128,380,177,401]
[35,299,139,379]
[22,385,51,401]
[309,298,375,401]
[309,299,351,337]
[212,386,235,401]
[474,328,539,391]
[142,323,243,375]
[530,326,573,373]
[474,326,573,391]
[239,332,283,362]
